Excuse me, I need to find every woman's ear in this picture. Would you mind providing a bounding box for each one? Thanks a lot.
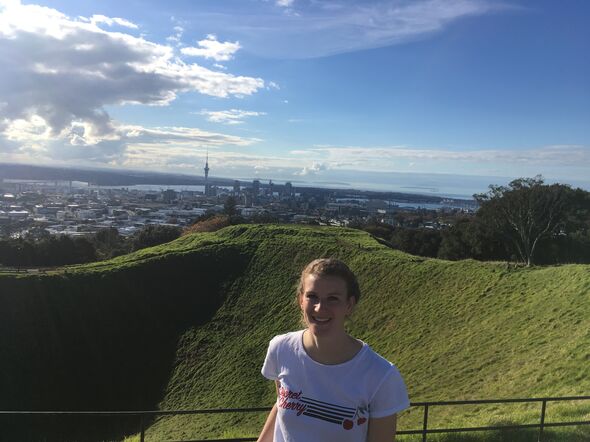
[346,296,356,314]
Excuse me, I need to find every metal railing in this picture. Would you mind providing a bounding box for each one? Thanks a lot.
[2,395,589,441]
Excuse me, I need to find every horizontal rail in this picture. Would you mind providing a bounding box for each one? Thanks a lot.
[409,395,590,406]
[2,395,588,415]
[396,420,590,435]
[2,395,588,442]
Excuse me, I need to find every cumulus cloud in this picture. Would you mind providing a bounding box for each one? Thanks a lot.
[166,25,184,45]
[181,34,241,61]
[0,114,260,166]
[87,14,138,29]
[0,0,264,155]
[294,162,327,176]
[200,109,266,125]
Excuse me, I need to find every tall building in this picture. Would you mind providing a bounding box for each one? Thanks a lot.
[252,179,260,203]
[233,180,240,196]
[204,150,210,197]
[284,181,293,198]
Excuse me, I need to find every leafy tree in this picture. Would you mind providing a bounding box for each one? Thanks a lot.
[131,224,182,251]
[358,221,395,242]
[223,196,238,217]
[390,228,442,258]
[72,237,98,263]
[474,176,582,266]
[92,227,131,259]
[34,235,97,266]
[0,238,34,268]
[438,218,508,261]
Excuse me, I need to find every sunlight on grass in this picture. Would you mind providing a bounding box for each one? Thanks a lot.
[2,225,589,441]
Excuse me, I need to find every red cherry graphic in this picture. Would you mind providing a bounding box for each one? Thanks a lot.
[343,419,354,430]
[357,417,367,425]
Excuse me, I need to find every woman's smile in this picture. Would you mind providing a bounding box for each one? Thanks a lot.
[299,274,354,335]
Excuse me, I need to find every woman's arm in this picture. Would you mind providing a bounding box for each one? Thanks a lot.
[256,381,280,442]
[367,414,397,442]
[256,404,277,442]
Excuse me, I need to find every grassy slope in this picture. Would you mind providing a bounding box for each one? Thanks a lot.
[144,225,590,441]
[1,224,589,441]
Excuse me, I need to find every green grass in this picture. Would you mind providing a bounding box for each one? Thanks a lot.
[1,224,589,441]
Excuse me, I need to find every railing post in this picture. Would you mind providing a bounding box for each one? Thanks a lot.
[140,414,145,442]
[538,400,546,442]
[422,404,429,442]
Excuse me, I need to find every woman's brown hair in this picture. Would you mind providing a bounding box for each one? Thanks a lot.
[297,258,360,303]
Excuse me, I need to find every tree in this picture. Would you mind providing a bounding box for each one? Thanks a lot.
[474,176,577,266]
[131,225,181,251]
[438,218,508,261]
[223,196,238,217]
[92,228,128,259]
[390,228,442,258]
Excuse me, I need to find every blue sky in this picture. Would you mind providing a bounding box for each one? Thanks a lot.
[0,0,588,197]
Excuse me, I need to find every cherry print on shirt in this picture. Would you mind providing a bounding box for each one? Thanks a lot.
[278,385,358,430]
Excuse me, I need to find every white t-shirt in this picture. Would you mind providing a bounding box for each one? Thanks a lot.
[261,330,410,442]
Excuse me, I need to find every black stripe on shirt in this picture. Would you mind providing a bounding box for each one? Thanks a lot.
[300,396,356,413]
[304,404,354,419]
[302,411,343,425]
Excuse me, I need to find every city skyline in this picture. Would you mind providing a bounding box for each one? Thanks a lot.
[0,0,589,197]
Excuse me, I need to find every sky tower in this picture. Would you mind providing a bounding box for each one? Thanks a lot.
[204,150,210,197]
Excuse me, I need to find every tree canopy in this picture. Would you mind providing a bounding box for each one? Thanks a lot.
[474,176,588,266]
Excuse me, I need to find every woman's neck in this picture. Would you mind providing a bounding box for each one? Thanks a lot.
[302,329,362,365]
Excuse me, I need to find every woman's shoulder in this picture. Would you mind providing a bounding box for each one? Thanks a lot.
[267,329,304,350]
[360,344,401,376]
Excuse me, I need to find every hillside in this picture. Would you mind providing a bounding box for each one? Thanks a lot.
[1,224,589,441]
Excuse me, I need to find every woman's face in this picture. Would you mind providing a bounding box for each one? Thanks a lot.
[299,274,355,336]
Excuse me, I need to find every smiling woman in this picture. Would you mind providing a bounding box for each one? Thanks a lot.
[257,258,410,442]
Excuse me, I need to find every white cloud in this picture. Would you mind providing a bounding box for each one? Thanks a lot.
[181,34,241,61]
[0,0,265,156]
[294,162,327,176]
[196,0,509,59]
[309,144,590,168]
[289,150,312,155]
[267,81,280,90]
[200,109,266,125]
[276,0,295,7]
[88,14,138,29]
[166,25,184,44]
[0,114,260,166]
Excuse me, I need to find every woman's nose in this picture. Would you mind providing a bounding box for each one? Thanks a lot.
[314,300,327,311]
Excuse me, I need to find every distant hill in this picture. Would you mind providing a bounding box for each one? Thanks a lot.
[0,162,224,186]
[0,162,450,202]
[0,225,588,441]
